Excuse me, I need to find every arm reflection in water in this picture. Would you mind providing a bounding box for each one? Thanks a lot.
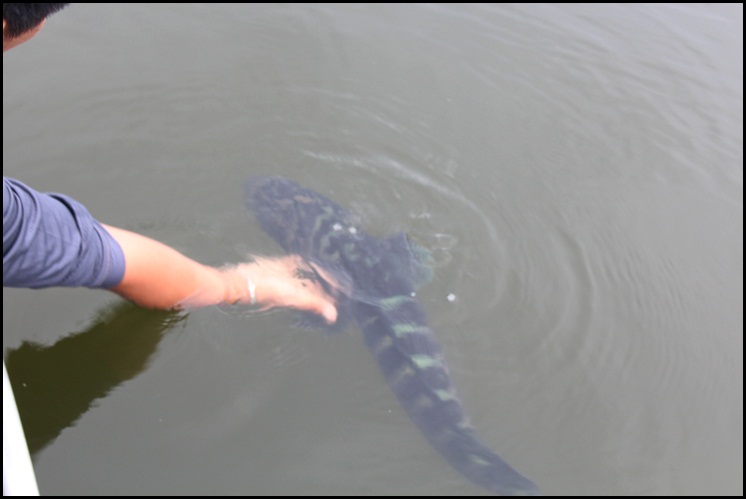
[4,302,186,456]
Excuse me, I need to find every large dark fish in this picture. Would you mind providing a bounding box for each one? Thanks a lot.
[244,176,539,496]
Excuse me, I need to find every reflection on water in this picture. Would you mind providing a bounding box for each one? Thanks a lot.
[5,304,185,455]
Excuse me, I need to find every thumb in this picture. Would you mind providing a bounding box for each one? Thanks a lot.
[296,289,338,324]
[319,300,338,324]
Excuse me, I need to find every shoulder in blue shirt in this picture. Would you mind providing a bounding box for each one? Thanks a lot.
[3,177,126,289]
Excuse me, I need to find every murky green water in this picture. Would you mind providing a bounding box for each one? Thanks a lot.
[4,4,742,495]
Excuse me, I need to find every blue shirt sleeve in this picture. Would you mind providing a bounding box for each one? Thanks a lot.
[3,177,126,289]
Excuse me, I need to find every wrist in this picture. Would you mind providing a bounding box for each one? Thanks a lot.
[219,263,261,306]
[247,277,257,305]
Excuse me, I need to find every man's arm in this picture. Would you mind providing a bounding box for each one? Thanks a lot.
[3,178,336,322]
[104,224,337,322]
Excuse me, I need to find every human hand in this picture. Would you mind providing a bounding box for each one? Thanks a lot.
[227,255,338,324]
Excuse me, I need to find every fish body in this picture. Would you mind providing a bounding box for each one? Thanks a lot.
[244,176,539,495]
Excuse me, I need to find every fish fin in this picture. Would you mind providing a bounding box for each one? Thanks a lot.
[383,232,435,289]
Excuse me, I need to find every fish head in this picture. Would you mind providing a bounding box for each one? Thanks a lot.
[244,176,355,256]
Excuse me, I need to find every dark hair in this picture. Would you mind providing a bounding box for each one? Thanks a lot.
[3,3,69,38]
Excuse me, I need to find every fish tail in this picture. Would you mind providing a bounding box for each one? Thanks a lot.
[358,302,539,496]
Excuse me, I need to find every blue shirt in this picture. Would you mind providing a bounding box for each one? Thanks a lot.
[3,177,125,289]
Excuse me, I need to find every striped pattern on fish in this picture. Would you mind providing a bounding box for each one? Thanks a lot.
[244,176,539,496]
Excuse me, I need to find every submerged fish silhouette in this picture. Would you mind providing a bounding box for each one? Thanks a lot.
[244,176,539,495]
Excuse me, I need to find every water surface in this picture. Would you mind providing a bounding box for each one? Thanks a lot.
[3,4,742,495]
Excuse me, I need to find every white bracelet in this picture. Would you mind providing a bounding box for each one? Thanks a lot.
[248,278,257,305]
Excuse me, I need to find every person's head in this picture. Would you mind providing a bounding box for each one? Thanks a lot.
[3,3,69,52]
